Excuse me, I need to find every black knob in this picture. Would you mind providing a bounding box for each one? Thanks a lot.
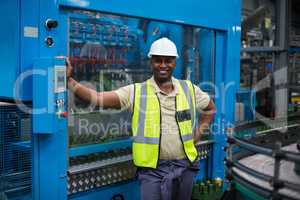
[45,19,58,30]
[45,36,54,47]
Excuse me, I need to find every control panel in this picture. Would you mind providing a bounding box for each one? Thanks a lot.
[33,58,67,134]
[54,65,67,119]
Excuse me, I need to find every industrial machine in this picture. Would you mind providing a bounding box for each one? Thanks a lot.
[0,0,241,199]
[226,1,300,199]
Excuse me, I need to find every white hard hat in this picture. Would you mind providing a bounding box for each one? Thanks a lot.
[147,37,179,58]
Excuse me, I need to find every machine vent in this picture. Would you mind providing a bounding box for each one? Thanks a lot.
[0,103,32,200]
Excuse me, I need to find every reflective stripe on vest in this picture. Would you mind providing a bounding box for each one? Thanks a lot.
[176,80,198,163]
[132,79,198,168]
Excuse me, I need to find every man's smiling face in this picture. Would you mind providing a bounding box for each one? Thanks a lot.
[150,55,176,83]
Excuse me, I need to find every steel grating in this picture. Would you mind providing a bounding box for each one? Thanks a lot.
[0,102,32,199]
[68,148,136,195]
[68,160,136,195]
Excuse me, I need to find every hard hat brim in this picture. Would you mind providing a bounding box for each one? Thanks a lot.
[147,53,179,58]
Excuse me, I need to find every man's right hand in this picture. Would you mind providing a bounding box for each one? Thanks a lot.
[65,57,121,109]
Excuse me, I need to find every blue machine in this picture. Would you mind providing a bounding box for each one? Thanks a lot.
[0,0,241,199]
[237,89,256,123]
[235,89,256,139]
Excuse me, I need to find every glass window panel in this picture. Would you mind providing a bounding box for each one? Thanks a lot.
[67,10,216,146]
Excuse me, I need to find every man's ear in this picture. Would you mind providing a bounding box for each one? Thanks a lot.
[148,59,153,68]
[149,57,153,64]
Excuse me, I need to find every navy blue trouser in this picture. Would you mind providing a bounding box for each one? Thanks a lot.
[137,159,199,200]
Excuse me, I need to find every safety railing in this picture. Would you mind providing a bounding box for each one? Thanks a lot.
[225,136,300,200]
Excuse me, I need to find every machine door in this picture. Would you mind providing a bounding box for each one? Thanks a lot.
[65,9,217,198]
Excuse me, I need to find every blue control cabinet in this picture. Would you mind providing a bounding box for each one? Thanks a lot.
[0,0,39,101]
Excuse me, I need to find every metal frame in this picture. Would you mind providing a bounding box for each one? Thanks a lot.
[273,0,290,119]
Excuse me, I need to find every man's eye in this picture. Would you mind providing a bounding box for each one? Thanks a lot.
[166,59,174,64]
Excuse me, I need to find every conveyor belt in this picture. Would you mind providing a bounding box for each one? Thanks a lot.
[233,143,300,199]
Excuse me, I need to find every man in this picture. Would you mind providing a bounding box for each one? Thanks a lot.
[67,37,216,200]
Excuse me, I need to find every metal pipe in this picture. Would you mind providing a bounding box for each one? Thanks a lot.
[232,170,271,198]
[233,162,272,182]
[233,137,273,155]
[233,170,300,200]
[281,150,300,164]
[234,161,300,192]
[284,181,300,192]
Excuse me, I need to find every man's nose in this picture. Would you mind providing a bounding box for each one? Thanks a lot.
[159,60,168,68]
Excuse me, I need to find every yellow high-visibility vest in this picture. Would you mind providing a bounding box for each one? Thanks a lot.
[132,79,198,168]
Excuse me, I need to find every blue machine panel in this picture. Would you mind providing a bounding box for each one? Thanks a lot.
[32,58,67,134]
[58,0,240,31]
[237,88,256,122]
[0,1,20,100]
[0,0,39,101]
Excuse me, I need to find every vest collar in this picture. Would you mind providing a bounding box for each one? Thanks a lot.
[149,76,179,96]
